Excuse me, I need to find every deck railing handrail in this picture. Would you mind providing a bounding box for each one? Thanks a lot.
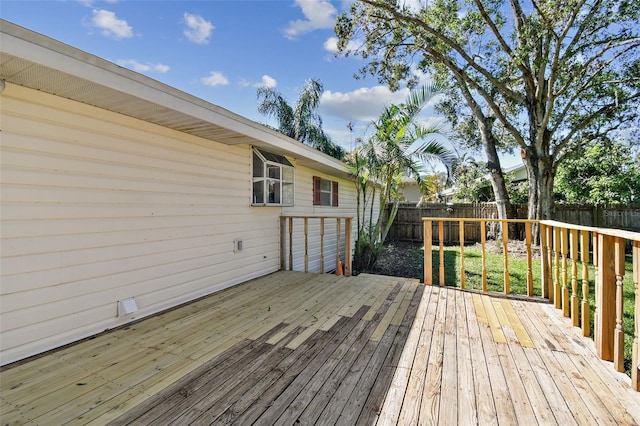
[422,217,640,392]
[279,215,353,277]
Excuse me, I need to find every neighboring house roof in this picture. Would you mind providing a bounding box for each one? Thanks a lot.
[0,20,350,179]
[441,162,527,197]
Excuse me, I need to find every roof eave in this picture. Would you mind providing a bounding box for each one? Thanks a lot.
[0,19,350,179]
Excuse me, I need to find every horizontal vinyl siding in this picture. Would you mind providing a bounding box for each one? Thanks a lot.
[0,85,281,364]
[282,166,358,273]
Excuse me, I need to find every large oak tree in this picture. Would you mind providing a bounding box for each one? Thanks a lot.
[336,0,639,219]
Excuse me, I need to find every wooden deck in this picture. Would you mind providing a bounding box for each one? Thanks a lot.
[1,271,639,425]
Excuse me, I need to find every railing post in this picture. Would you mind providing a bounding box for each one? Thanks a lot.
[424,220,432,285]
[502,220,510,294]
[596,233,615,361]
[280,216,286,270]
[345,217,352,277]
[614,237,626,372]
[633,240,639,391]
[439,220,445,287]
[460,220,465,289]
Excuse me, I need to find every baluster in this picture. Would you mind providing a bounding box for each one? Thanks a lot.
[320,218,325,274]
[439,220,445,286]
[345,218,352,277]
[580,230,590,337]
[481,220,487,292]
[632,240,639,391]
[614,237,625,372]
[336,218,341,274]
[546,225,553,301]
[526,221,534,296]
[460,220,465,289]
[304,217,309,273]
[561,227,570,317]
[289,216,294,271]
[502,220,510,294]
[554,227,561,308]
[570,229,579,326]
[280,216,286,270]
[424,220,433,285]
[543,224,553,301]
[593,233,600,351]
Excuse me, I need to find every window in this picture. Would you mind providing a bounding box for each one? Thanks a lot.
[252,148,294,206]
[313,176,338,206]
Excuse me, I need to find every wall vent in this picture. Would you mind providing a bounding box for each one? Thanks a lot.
[118,297,138,317]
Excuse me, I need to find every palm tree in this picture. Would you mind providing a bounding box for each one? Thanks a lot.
[257,79,345,159]
[350,84,454,272]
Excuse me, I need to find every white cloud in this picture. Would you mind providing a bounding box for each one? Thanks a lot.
[284,0,337,40]
[183,13,214,44]
[90,9,132,39]
[117,59,169,74]
[320,85,410,122]
[201,71,229,87]
[323,36,363,55]
[240,75,278,88]
[256,75,277,88]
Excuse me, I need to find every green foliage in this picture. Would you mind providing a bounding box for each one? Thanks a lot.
[350,85,454,271]
[555,142,640,207]
[451,155,492,202]
[336,0,640,219]
[257,79,345,159]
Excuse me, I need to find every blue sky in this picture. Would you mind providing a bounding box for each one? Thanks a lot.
[2,0,521,168]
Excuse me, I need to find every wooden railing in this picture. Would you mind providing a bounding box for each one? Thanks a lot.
[280,216,353,277]
[422,217,640,391]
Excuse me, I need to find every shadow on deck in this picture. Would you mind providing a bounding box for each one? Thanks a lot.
[1,271,639,425]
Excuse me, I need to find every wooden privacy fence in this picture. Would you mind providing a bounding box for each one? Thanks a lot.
[422,217,640,391]
[280,216,353,276]
[389,202,640,241]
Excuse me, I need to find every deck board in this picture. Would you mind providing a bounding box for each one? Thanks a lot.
[1,271,640,426]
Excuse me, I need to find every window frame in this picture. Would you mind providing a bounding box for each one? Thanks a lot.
[252,148,295,207]
[313,176,339,207]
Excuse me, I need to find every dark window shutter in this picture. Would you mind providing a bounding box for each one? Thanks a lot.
[332,181,339,207]
[313,176,321,205]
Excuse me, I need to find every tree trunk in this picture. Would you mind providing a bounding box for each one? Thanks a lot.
[478,118,514,220]
[524,142,555,221]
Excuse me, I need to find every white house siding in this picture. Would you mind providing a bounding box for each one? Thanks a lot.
[282,167,359,273]
[0,84,282,364]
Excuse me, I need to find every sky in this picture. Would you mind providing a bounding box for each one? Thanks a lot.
[1,0,521,168]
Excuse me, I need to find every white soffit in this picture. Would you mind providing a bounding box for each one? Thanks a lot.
[0,20,349,179]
